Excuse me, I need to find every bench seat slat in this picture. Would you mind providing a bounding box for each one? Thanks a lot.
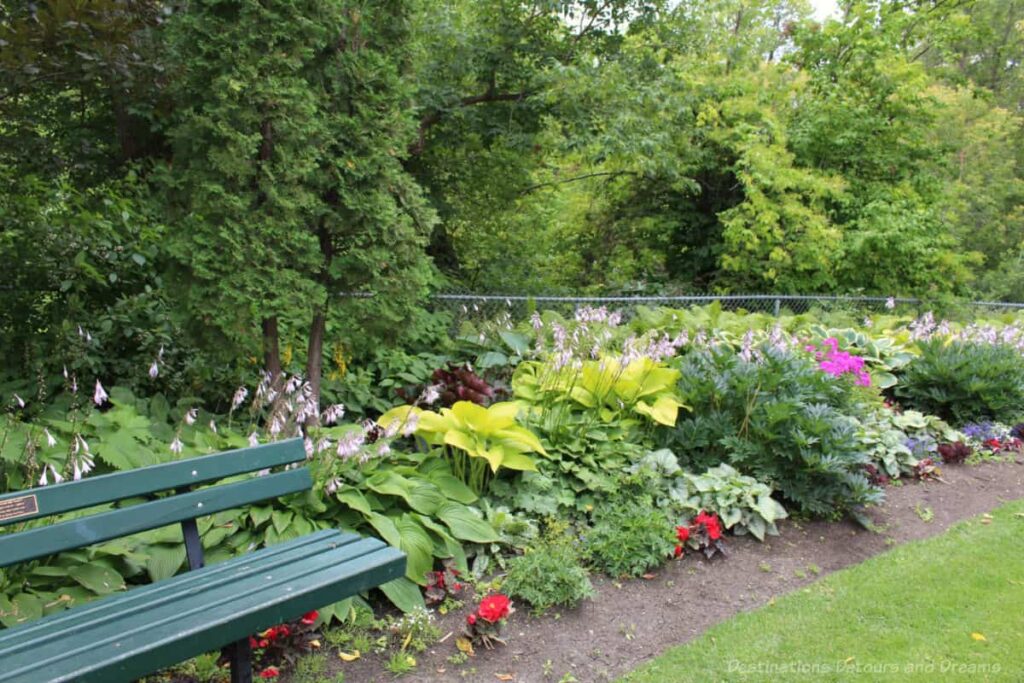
[0,534,406,683]
[0,439,306,527]
[0,530,360,648]
[0,468,312,567]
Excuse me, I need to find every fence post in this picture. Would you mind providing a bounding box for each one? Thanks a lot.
[773,298,781,317]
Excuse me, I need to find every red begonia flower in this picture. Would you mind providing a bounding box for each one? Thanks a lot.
[477,594,511,623]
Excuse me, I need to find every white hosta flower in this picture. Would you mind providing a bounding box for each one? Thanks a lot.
[149,361,159,379]
[268,416,283,437]
[184,408,198,426]
[169,437,184,454]
[93,380,109,406]
[248,432,260,447]
[209,420,217,433]
[231,386,249,410]
[72,452,94,480]
[76,434,90,453]
[40,464,65,486]
[885,296,896,310]
[44,428,57,447]
[303,437,314,458]
[402,412,420,437]
[422,384,441,405]
[325,478,343,494]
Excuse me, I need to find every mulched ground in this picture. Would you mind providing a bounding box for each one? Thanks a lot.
[310,458,1024,683]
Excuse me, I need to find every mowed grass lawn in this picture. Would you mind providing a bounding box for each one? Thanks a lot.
[623,499,1024,682]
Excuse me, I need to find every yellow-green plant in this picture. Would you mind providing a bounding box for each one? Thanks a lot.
[379,402,546,493]
[513,356,688,427]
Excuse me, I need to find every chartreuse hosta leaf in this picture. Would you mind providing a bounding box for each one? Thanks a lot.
[379,401,547,474]
[512,356,689,426]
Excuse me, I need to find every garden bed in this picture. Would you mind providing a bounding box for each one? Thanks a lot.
[305,458,1024,683]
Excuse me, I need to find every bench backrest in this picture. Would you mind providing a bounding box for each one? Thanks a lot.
[0,438,309,568]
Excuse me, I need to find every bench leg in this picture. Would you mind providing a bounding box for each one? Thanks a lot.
[226,637,253,683]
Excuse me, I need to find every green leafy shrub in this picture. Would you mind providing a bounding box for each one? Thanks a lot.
[502,525,594,613]
[626,451,787,541]
[895,340,1024,425]
[583,498,675,578]
[668,345,882,517]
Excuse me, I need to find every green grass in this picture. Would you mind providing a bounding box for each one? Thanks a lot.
[622,499,1024,682]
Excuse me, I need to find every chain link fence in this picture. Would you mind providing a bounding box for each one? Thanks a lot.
[420,292,1024,329]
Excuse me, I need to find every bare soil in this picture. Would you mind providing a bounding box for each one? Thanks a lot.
[313,458,1024,683]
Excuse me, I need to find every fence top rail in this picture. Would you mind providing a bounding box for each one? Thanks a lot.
[336,291,1024,309]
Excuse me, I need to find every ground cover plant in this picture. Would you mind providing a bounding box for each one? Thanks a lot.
[623,498,1024,682]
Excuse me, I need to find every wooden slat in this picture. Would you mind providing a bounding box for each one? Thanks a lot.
[0,468,312,567]
[0,530,360,652]
[1,539,407,683]
[0,438,305,527]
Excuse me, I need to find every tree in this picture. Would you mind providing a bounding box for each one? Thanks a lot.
[160,0,435,404]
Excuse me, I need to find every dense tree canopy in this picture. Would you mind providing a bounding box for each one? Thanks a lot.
[2,0,1024,401]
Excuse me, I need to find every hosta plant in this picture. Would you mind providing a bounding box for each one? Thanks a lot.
[378,401,546,494]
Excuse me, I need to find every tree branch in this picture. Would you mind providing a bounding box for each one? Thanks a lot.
[410,89,530,155]
[518,171,635,195]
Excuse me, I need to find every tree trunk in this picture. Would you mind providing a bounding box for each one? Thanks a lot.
[306,310,326,418]
[306,220,334,410]
[262,316,283,382]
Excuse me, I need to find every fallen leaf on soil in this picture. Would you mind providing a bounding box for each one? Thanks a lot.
[641,573,656,580]
[436,668,446,674]
[456,637,475,656]
[309,640,321,649]
[495,674,515,681]
[338,650,360,662]
[971,633,987,642]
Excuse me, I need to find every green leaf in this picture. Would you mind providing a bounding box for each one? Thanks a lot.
[426,471,478,505]
[436,502,498,543]
[68,563,126,595]
[337,489,374,515]
[271,509,293,535]
[396,515,434,584]
[365,511,402,548]
[145,544,186,582]
[379,577,426,613]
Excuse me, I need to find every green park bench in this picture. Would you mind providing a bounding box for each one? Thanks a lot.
[0,437,406,683]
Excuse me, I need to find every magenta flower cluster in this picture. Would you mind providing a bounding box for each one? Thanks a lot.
[805,337,871,387]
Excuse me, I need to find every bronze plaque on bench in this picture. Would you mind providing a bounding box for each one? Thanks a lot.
[0,495,38,522]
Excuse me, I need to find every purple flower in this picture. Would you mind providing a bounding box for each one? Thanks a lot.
[336,431,364,459]
[149,361,159,379]
[321,404,346,425]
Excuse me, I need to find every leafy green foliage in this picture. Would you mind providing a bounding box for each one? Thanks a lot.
[381,402,546,494]
[895,340,1024,425]
[668,345,883,517]
[502,525,595,614]
[583,498,675,578]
